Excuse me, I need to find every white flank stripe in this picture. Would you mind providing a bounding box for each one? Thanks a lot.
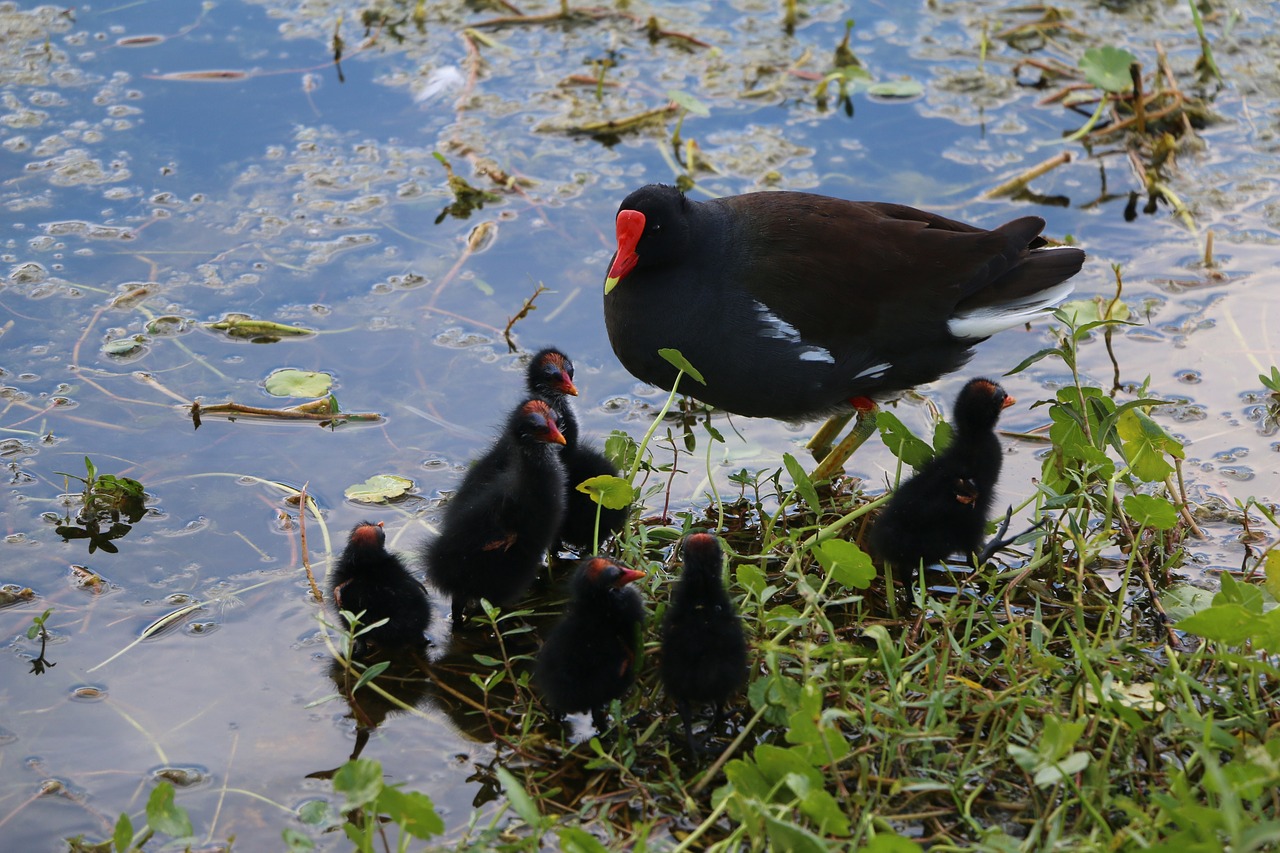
[799,348,835,364]
[754,302,802,342]
[853,362,891,379]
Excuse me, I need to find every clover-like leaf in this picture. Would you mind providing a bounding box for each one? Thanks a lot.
[1080,45,1137,93]
[344,474,414,504]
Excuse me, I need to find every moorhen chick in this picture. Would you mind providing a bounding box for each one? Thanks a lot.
[422,399,567,625]
[660,533,748,753]
[534,556,646,732]
[525,347,630,550]
[329,521,432,657]
[868,378,1014,581]
[603,184,1084,475]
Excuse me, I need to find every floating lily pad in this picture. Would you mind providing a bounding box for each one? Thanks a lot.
[264,369,333,398]
[102,336,147,358]
[866,79,924,100]
[344,474,414,504]
[667,89,710,117]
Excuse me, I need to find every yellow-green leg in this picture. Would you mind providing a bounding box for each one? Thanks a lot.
[810,408,878,482]
[805,412,854,461]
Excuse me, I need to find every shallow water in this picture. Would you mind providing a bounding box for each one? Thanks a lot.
[2,0,1279,847]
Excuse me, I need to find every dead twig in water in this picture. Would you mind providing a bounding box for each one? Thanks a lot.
[503,283,550,352]
[300,482,323,603]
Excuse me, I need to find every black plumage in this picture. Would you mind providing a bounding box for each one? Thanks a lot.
[660,533,748,752]
[525,347,629,550]
[330,521,431,657]
[535,557,646,731]
[422,399,567,625]
[869,378,1013,579]
[604,184,1082,420]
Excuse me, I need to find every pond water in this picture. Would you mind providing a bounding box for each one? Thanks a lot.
[2,0,1279,848]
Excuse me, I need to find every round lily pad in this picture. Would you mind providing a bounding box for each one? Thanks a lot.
[264,369,333,398]
[344,474,414,504]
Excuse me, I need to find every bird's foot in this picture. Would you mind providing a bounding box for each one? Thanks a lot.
[974,507,1047,566]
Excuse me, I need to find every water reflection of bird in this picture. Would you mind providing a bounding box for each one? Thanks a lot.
[535,557,646,732]
[329,521,431,658]
[422,399,567,626]
[660,533,748,753]
[869,378,1015,581]
[525,347,629,550]
[602,184,1083,472]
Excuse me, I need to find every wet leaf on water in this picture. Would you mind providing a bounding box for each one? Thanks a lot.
[1117,408,1183,483]
[264,369,333,398]
[1059,296,1131,325]
[145,781,193,838]
[866,79,924,99]
[1265,550,1280,601]
[206,314,314,342]
[666,89,710,116]
[344,474,414,504]
[1161,583,1216,622]
[113,812,133,853]
[575,475,633,509]
[1080,45,1138,93]
[102,337,146,357]
[333,759,382,811]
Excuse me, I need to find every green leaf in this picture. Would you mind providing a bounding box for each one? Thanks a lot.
[1162,584,1217,623]
[723,757,772,800]
[666,89,710,117]
[876,410,934,469]
[102,337,146,357]
[1123,494,1178,530]
[866,79,923,99]
[861,834,926,853]
[783,453,821,511]
[1005,346,1062,376]
[332,759,384,811]
[814,539,875,590]
[1117,408,1183,483]
[657,348,706,385]
[799,786,851,835]
[145,782,193,838]
[264,369,333,398]
[754,744,823,788]
[763,814,830,853]
[352,660,390,692]
[282,827,316,852]
[495,766,542,828]
[296,799,330,826]
[575,475,634,509]
[113,811,134,853]
[559,826,612,853]
[1177,604,1258,644]
[737,563,766,598]
[1265,550,1280,601]
[1080,45,1138,93]
[343,474,414,504]
[375,787,444,840]
[1059,297,1131,325]
[206,314,314,341]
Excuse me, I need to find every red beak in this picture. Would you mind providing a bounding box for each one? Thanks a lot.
[604,209,644,294]
[560,371,579,397]
[1001,394,1016,410]
[616,566,646,587]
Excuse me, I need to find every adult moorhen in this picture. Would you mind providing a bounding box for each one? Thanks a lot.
[534,556,646,732]
[868,378,1014,581]
[421,399,567,625]
[660,533,748,753]
[330,521,432,657]
[525,347,630,550]
[603,184,1084,476]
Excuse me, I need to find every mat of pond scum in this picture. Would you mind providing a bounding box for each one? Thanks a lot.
[1,0,1278,847]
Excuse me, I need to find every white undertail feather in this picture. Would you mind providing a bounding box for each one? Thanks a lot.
[947,277,1075,340]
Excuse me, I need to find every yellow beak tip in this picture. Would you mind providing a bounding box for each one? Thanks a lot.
[603,276,620,295]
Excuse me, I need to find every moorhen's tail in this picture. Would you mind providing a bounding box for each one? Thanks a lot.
[949,217,1084,340]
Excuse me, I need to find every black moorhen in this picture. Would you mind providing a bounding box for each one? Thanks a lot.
[868,378,1014,580]
[525,347,630,549]
[602,184,1084,476]
[330,521,432,657]
[422,399,567,625]
[534,556,646,732]
[660,533,748,753]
